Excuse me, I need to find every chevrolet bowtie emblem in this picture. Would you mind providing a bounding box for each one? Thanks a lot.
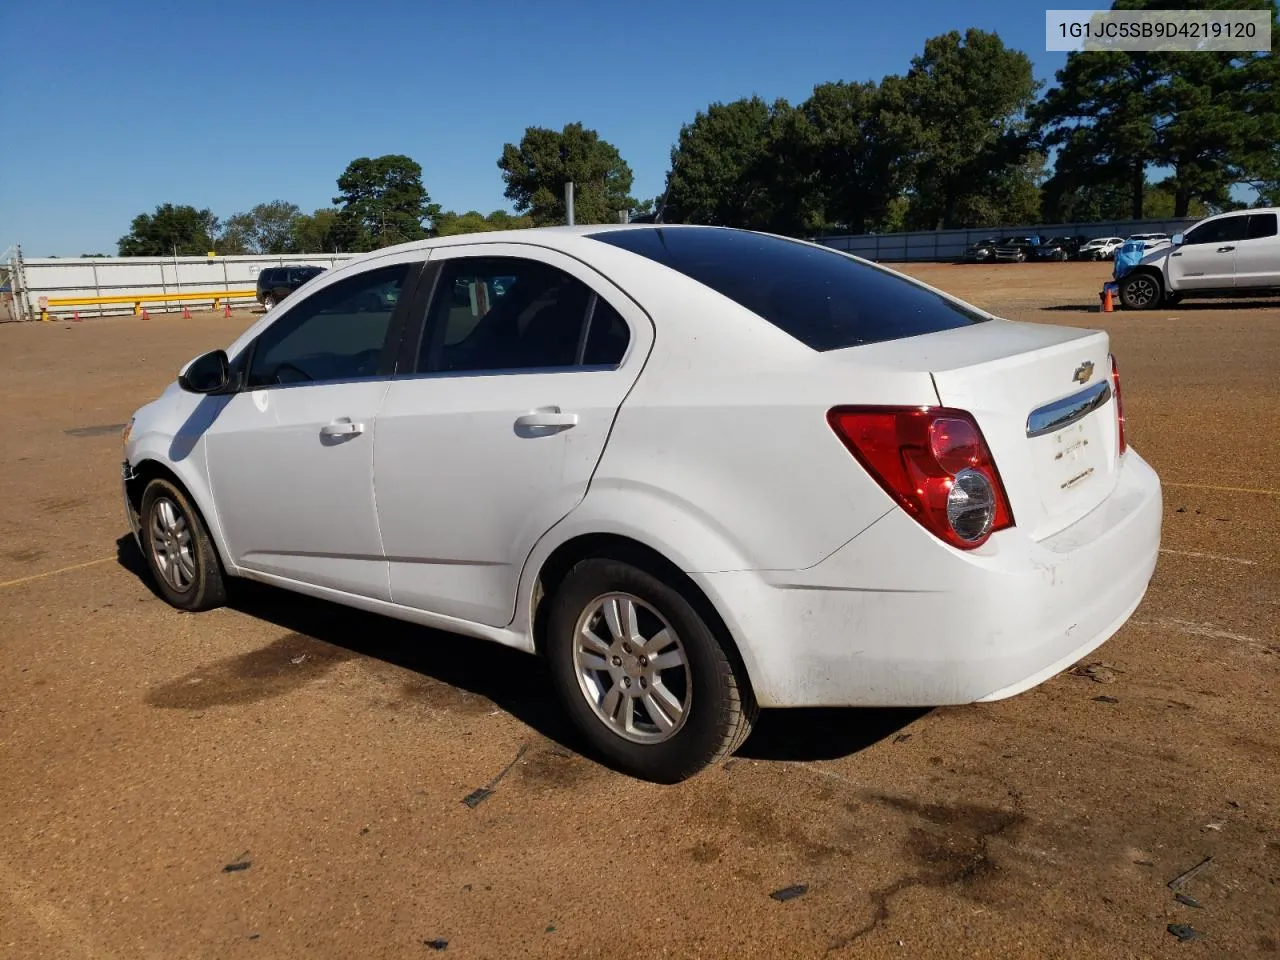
[1072,361,1095,385]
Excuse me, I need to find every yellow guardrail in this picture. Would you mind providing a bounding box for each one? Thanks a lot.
[39,289,258,320]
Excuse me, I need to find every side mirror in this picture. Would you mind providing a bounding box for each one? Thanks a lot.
[1171,233,1184,245]
[178,349,231,394]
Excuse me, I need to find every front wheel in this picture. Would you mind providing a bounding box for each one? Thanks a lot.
[140,477,227,611]
[1119,272,1163,310]
[545,557,756,783]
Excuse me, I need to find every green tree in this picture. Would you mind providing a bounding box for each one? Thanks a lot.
[218,213,255,254]
[434,209,534,237]
[117,203,219,256]
[498,123,637,226]
[792,81,907,233]
[333,155,441,251]
[664,96,793,229]
[292,208,342,252]
[885,29,1042,229]
[218,202,303,254]
[1037,0,1279,218]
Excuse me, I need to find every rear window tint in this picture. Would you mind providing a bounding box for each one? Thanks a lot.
[587,226,987,351]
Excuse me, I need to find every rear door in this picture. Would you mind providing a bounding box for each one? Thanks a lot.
[373,244,653,627]
[1234,212,1280,289]
[1168,214,1248,289]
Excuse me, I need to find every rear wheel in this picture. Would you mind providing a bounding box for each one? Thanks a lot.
[1119,272,1163,310]
[545,557,756,783]
[262,293,276,310]
[140,478,227,611]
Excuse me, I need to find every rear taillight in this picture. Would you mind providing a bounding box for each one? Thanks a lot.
[827,406,1014,550]
[1110,354,1126,456]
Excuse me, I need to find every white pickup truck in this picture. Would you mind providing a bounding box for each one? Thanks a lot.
[1117,208,1280,310]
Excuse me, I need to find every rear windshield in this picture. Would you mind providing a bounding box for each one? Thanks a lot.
[587,226,988,351]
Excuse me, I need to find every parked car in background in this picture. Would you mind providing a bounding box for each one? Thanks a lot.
[256,265,327,309]
[1035,236,1087,261]
[959,237,1002,263]
[1125,233,1171,251]
[122,224,1160,783]
[993,237,1040,262]
[1078,237,1125,261]
[1116,208,1280,310]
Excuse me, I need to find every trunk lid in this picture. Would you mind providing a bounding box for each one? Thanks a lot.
[846,319,1122,541]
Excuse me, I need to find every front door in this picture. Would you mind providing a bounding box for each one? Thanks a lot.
[204,256,420,599]
[373,245,652,627]
[1168,213,1248,290]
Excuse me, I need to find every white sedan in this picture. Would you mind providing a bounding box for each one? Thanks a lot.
[121,225,1162,782]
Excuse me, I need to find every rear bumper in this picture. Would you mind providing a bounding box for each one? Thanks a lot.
[696,450,1162,708]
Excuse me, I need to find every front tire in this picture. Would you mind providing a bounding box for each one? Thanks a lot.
[545,557,756,783]
[140,478,227,611]
[1119,272,1163,310]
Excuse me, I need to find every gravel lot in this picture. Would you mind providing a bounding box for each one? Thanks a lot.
[2,261,1277,959]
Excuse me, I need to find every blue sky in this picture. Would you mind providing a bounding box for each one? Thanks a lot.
[0,0,1069,257]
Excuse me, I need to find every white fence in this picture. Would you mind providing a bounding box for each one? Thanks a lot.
[7,251,358,321]
[813,217,1201,262]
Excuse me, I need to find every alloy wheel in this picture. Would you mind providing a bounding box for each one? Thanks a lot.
[149,496,196,592]
[572,593,692,744]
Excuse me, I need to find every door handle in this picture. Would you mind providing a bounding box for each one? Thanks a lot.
[514,408,578,430]
[1171,251,1181,257]
[1217,245,1236,253]
[320,419,364,437]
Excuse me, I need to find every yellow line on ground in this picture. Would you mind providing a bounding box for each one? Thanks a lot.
[0,556,113,589]
[1164,481,1280,497]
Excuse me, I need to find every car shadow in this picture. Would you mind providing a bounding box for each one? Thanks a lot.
[738,706,929,762]
[1041,299,1280,313]
[116,533,931,767]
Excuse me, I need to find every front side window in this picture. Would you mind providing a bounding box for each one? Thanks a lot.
[1183,216,1248,246]
[1247,213,1278,240]
[418,257,628,373]
[246,263,409,387]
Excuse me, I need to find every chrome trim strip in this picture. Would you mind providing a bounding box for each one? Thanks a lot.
[1026,380,1112,438]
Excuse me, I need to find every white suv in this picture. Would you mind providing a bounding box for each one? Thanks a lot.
[1117,208,1280,310]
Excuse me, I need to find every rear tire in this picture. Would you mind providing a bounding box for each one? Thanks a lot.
[545,557,756,783]
[262,294,276,310]
[140,478,227,612]
[1119,272,1163,310]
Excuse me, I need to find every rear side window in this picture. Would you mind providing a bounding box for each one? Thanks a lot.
[588,227,987,351]
[1247,213,1278,240]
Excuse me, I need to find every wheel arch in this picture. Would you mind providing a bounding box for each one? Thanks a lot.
[526,531,759,705]
[125,457,233,573]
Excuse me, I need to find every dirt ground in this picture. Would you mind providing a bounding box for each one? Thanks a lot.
[1,262,1277,959]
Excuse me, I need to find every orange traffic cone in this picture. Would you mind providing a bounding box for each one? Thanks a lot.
[224,303,232,318]
[73,310,81,322]
[141,308,150,320]
[1102,287,1114,313]
[182,305,191,319]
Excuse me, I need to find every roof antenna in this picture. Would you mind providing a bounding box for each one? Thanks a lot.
[653,184,669,224]
[630,184,670,224]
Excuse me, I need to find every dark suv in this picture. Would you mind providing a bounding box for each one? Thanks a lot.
[256,265,326,309]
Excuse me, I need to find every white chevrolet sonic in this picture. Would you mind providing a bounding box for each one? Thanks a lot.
[122,225,1162,782]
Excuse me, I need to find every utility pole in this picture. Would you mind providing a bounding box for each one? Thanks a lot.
[565,182,575,226]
